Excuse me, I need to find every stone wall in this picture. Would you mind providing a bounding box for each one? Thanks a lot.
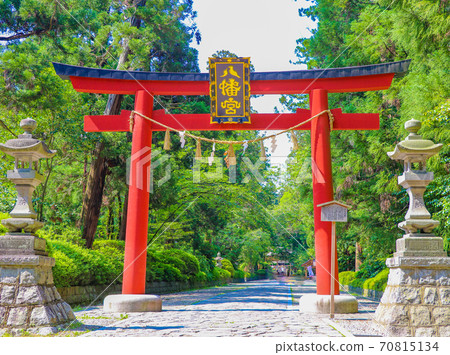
[375,264,450,337]
[0,254,75,334]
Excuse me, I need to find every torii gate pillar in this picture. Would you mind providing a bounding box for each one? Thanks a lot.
[122,90,153,294]
[310,89,338,295]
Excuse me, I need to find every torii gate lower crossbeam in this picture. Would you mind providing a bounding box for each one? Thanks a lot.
[53,60,410,298]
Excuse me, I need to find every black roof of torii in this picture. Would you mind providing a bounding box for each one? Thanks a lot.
[53,59,411,82]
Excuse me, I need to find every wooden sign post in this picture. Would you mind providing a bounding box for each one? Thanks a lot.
[317,200,350,319]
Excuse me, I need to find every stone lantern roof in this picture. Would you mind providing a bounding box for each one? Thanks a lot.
[387,119,442,163]
[0,118,56,162]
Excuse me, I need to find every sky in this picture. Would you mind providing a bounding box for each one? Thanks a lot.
[191,0,316,165]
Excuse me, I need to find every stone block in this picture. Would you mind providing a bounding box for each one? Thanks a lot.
[0,285,16,305]
[439,287,450,305]
[414,327,437,337]
[436,270,450,286]
[0,306,6,324]
[375,304,409,326]
[50,303,66,323]
[19,269,37,285]
[298,294,358,314]
[16,285,44,305]
[46,270,54,285]
[0,255,55,267]
[423,287,438,304]
[439,325,450,337]
[395,236,446,257]
[44,286,56,303]
[0,268,19,284]
[417,269,437,286]
[29,305,58,327]
[432,307,450,325]
[389,286,421,304]
[410,306,431,326]
[6,307,28,327]
[51,286,62,301]
[387,268,416,286]
[380,287,391,304]
[385,325,411,337]
[60,301,75,320]
[104,294,162,313]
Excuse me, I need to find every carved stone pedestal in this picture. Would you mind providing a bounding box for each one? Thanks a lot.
[0,234,75,335]
[374,235,450,337]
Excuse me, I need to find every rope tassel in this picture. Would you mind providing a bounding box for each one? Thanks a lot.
[260,141,266,161]
[195,140,202,160]
[291,130,299,151]
[163,129,171,150]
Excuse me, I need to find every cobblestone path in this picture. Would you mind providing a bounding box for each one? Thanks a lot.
[69,278,353,337]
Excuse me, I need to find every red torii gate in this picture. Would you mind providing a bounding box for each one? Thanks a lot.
[53,60,410,297]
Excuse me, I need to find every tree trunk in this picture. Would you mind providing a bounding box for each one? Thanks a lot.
[118,190,128,241]
[80,1,145,248]
[355,242,362,271]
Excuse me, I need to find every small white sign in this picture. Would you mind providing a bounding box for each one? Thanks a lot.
[321,204,348,222]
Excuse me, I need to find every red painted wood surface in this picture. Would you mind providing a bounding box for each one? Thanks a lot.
[84,108,379,132]
[70,73,395,95]
[122,91,153,295]
[310,89,339,296]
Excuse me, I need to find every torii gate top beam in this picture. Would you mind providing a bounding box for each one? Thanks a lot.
[53,60,410,96]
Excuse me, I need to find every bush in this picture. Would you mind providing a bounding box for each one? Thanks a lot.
[160,249,200,276]
[157,254,187,275]
[339,271,356,285]
[47,240,122,287]
[148,262,187,282]
[0,213,8,235]
[37,225,84,246]
[51,250,79,287]
[92,240,125,253]
[213,267,231,281]
[355,259,386,280]
[363,268,389,291]
[196,253,214,274]
[233,269,246,280]
[220,258,235,278]
[350,277,366,289]
[194,271,207,283]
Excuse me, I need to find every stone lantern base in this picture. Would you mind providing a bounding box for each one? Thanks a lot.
[374,235,450,337]
[0,234,75,335]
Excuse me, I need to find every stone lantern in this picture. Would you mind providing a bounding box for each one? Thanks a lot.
[0,118,74,335]
[374,119,450,337]
[0,118,55,233]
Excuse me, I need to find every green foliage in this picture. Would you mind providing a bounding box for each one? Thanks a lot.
[339,271,356,285]
[233,269,246,280]
[363,268,389,292]
[194,271,207,283]
[47,239,122,287]
[147,262,187,282]
[37,225,85,246]
[355,259,386,280]
[159,249,200,277]
[214,267,231,281]
[0,212,8,235]
[350,277,366,289]
[220,258,235,278]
